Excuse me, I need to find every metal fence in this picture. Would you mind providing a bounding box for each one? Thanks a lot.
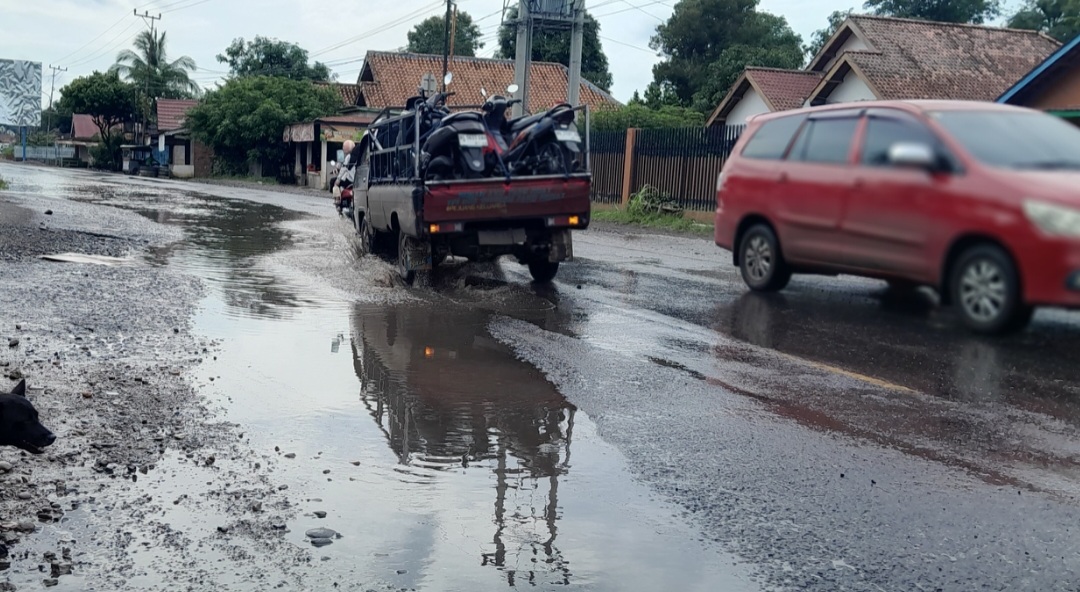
[589,130,627,205]
[14,145,75,160]
[589,124,745,211]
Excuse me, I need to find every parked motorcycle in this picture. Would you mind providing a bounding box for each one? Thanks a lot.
[501,101,583,177]
[421,74,493,181]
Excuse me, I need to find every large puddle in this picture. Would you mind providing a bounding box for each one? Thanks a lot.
[1,167,758,590]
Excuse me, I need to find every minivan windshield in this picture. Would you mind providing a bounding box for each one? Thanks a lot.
[931,110,1080,170]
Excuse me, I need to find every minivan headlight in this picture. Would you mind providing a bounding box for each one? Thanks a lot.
[1024,200,1080,237]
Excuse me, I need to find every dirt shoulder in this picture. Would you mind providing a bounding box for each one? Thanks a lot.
[0,192,316,591]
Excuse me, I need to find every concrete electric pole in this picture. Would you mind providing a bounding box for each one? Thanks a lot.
[512,0,532,118]
[567,0,584,106]
[46,64,67,133]
[511,0,585,117]
[442,0,453,91]
[134,10,161,145]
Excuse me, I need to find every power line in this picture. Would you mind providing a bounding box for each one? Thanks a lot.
[161,0,218,14]
[593,0,672,18]
[599,35,654,53]
[312,1,445,57]
[64,22,142,68]
[52,15,129,65]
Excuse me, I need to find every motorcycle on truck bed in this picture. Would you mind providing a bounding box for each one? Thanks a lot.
[350,89,592,285]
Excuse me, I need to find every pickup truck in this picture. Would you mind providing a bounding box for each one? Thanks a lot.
[349,104,592,284]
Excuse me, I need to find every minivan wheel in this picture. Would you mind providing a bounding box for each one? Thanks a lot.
[950,244,1031,334]
[739,224,791,292]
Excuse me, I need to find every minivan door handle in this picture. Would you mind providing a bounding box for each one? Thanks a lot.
[779,172,789,183]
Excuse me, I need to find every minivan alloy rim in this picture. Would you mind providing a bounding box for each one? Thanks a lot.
[960,260,1007,322]
[745,236,772,281]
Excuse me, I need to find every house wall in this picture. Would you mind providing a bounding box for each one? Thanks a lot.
[824,35,870,71]
[726,88,771,124]
[1028,61,1080,110]
[823,71,877,104]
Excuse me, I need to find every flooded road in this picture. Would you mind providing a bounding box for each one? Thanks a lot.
[4,162,1080,590]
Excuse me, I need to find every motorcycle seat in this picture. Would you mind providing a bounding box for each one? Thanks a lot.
[508,113,543,133]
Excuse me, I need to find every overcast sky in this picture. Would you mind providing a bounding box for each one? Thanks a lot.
[1,0,1028,106]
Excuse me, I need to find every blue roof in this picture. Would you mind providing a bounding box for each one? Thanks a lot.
[998,33,1080,104]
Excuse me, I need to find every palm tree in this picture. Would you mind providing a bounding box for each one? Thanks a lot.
[112,30,200,101]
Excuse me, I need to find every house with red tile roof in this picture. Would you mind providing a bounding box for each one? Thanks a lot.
[315,82,362,109]
[997,33,1080,124]
[706,68,823,127]
[56,114,124,165]
[154,98,212,178]
[355,51,618,113]
[707,15,1060,127]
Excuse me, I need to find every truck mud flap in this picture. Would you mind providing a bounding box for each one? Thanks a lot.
[550,230,573,263]
[402,237,432,272]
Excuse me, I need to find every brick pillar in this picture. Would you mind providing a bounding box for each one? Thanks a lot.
[621,128,638,206]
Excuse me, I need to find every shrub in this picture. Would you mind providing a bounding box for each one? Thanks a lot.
[627,185,683,216]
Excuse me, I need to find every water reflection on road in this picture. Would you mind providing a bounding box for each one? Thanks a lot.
[351,303,576,586]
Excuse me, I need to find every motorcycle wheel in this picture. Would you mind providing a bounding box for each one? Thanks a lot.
[536,143,570,175]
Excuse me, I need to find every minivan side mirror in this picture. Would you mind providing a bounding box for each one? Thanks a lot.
[888,142,936,171]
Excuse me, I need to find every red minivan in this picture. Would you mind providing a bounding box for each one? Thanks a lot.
[715,100,1080,334]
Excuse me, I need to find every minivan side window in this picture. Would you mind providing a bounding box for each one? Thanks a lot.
[789,118,860,164]
[740,115,808,160]
[861,116,939,166]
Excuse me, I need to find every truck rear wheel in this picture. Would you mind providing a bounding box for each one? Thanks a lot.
[396,231,416,285]
[358,215,378,256]
[528,260,560,283]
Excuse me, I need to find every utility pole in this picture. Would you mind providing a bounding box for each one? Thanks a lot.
[134,9,161,146]
[449,6,459,64]
[46,65,67,133]
[512,0,532,118]
[441,0,453,91]
[567,0,584,106]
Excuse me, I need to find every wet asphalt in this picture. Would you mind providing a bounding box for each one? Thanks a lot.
[2,162,1080,590]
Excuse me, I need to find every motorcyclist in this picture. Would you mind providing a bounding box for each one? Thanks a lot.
[333,139,356,215]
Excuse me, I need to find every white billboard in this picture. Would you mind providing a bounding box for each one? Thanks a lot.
[0,59,42,127]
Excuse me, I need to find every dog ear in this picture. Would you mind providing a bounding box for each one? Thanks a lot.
[11,380,26,398]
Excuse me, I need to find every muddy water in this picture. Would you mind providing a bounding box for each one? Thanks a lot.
[191,267,757,588]
[12,174,758,590]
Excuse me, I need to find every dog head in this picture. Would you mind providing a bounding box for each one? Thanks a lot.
[0,380,56,454]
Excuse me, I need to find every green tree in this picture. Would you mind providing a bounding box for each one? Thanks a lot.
[805,9,854,59]
[862,0,1001,23]
[592,103,705,131]
[690,16,804,111]
[649,0,803,109]
[112,30,200,99]
[56,71,136,170]
[1008,0,1080,41]
[56,71,136,146]
[642,81,684,109]
[217,36,333,81]
[496,7,614,91]
[186,76,341,172]
[407,12,484,57]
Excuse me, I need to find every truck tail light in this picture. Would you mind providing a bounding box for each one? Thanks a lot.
[546,215,585,227]
[428,222,464,234]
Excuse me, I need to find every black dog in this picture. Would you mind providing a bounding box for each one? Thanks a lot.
[0,380,56,454]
